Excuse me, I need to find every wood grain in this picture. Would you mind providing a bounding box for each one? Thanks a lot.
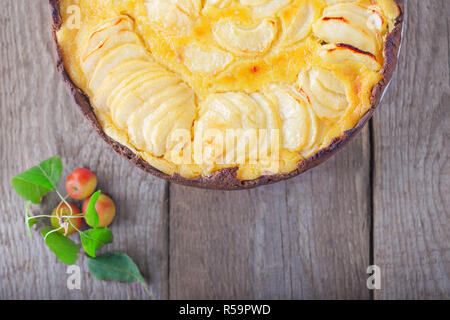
[0,0,449,300]
[373,0,450,299]
[169,128,371,299]
[0,0,168,300]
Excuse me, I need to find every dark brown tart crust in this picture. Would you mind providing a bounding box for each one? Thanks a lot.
[49,0,404,190]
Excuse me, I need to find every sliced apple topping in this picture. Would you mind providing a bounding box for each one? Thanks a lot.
[127,81,195,156]
[297,67,350,121]
[240,0,292,18]
[318,43,381,71]
[194,92,280,167]
[313,2,386,55]
[280,0,316,46]
[144,0,201,35]
[324,0,357,4]
[181,44,234,75]
[82,31,142,77]
[143,89,195,157]
[203,0,233,9]
[109,69,178,128]
[80,16,142,77]
[80,17,196,158]
[93,59,156,111]
[108,65,195,157]
[88,44,151,93]
[82,16,135,59]
[58,0,402,180]
[213,18,278,56]
[265,84,319,155]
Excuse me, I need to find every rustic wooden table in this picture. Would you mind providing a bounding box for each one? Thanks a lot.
[0,0,449,300]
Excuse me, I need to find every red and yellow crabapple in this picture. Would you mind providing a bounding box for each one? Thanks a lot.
[65,168,98,200]
[50,202,83,236]
[82,194,116,227]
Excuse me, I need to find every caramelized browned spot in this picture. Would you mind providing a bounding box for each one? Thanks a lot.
[298,88,311,104]
[335,43,377,60]
[322,17,348,23]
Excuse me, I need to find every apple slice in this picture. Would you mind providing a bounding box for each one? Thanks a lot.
[203,0,232,9]
[111,72,179,128]
[88,43,150,93]
[181,44,234,75]
[127,81,188,150]
[324,3,384,38]
[194,92,281,166]
[324,0,357,4]
[93,59,155,110]
[213,18,278,56]
[280,0,316,45]
[313,19,376,55]
[142,87,195,156]
[297,67,349,121]
[144,0,201,35]
[241,0,292,18]
[108,70,164,125]
[318,43,381,71]
[83,16,134,57]
[108,66,168,108]
[105,67,159,113]
[149,107,192,157]
[266,84,319,153]
[309,68,347,112]
[248,92,281,159]
[312,3,385,54]
[82,30,141,77]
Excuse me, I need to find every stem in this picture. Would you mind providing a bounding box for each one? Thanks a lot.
[27,214,53,220]
[26,214,87,227]
[56,190,73,216]
[68,218,83,235]
[60,214,86,219]
[55,190,85,235]
[142,284,154,299]
[56,193,71,210]
[43,227,63,241]
[25,202,33,238]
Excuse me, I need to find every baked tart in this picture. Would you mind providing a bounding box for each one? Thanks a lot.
[50,0,404,189]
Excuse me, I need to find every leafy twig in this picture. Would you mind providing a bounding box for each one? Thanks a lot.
[12,156,150,297]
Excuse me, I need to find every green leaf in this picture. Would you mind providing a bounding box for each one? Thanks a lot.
[11,156,62,204]
[81,227,114,258]
[87,252,145,284]
[40,226,80,265]
[85,190,101,228]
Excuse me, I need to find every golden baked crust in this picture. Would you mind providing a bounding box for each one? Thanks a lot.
[50,0,404,189]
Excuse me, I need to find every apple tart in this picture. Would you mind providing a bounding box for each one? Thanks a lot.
[50,0,404,189]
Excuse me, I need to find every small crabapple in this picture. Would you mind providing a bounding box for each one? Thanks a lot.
[50,202,83,236]
[82,194,116,227]
[66,168,98,200]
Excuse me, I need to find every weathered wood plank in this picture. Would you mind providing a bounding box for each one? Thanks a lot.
[0,0,169,300]
[169,128,371,299]
[1,0,447,301]
[373,0,450,299]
